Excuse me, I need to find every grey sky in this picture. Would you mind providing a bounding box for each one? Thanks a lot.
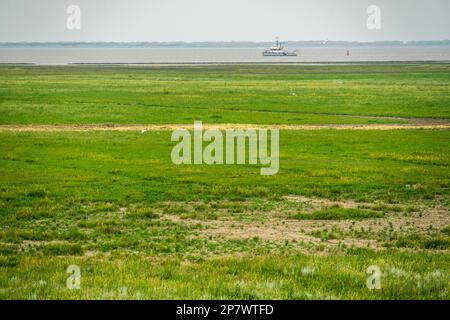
[1,0,449,42]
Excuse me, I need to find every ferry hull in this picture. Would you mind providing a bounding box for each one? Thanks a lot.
[262,51,297,56]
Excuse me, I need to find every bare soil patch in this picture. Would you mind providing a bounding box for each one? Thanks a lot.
[1,123,449,132]
[161,196,450,252]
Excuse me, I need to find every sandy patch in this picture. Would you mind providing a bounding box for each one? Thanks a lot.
[0,123,449,132]
[161,196,449,251]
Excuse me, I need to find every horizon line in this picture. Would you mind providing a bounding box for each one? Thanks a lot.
[2,40,450,43]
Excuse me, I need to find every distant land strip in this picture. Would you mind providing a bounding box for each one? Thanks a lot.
[68,61,450,65]
[2,61,450,66]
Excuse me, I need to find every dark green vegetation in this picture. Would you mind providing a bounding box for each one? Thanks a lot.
[394,234,450,250]
[291,206,384,220]
[0,64,449,299]
[0,64,449,125]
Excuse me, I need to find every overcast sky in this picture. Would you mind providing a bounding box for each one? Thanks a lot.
[1,0,449,42]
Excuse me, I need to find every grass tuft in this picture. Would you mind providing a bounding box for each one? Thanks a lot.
[291,206,384,220]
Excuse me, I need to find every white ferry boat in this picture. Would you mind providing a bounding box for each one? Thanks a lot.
[262,37,298,56]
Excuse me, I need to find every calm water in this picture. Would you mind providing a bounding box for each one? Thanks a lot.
[1,47,450,65]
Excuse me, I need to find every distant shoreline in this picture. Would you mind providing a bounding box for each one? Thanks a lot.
[1,40,450,49]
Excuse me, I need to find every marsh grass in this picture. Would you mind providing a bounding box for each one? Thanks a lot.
[0,64,449,125]
[393,234,450,250]
[291,206,384,220]
[0,64,449,299]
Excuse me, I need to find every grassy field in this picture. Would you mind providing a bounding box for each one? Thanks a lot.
[0,64,449,299]
[1,64,449,125]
